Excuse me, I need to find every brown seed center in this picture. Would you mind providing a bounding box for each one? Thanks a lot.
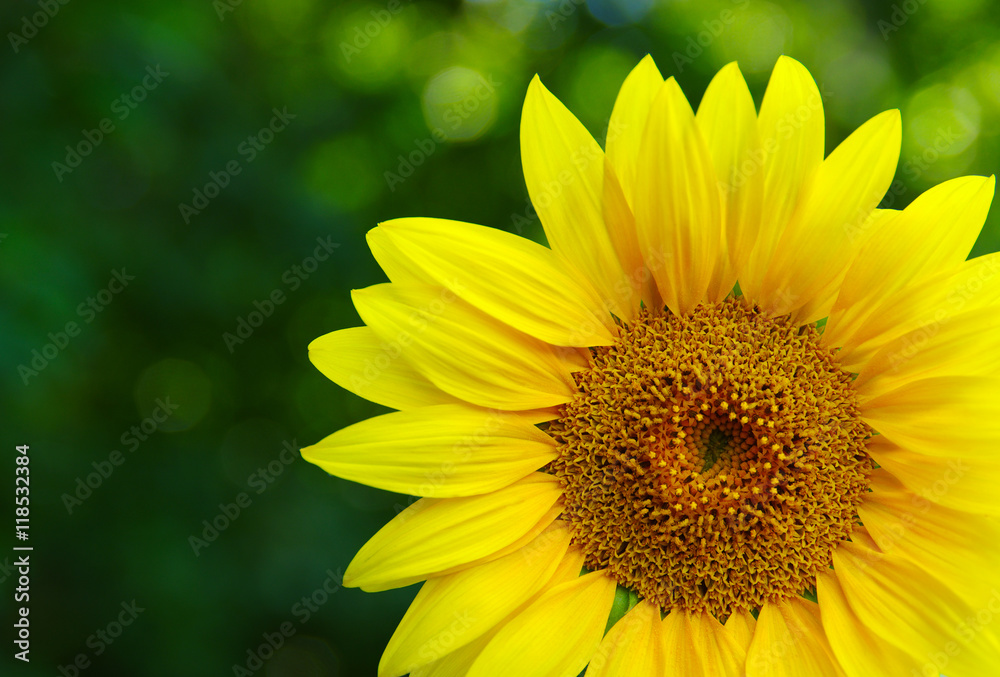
[546,297,872,619]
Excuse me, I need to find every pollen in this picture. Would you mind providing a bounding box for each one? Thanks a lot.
[546,298,872,619]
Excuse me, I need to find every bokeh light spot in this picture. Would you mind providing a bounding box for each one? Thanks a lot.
[906,84,981,158]
[422,66,499,142]
[723,2,791,75]
[324,4,413,90]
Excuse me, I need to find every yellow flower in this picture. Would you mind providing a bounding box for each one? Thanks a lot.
[304,56,1000,676]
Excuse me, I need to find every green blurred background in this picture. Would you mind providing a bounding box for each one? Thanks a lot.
[2,0,999,674]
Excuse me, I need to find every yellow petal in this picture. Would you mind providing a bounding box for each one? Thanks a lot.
[603,58,667,311]
[741,56,825,303]
[829,251,1000,371]
[817,570,922,676]
[846,522,883,552]
[521,76,633,319]
[376,218,616,346]
[792,208,895,327]
[606,54,664,207]
[858,469,1000,609]
[301,404,556,498]
[855,308,1000,400]
[353,283,576,410]
[344,473,563,591]
[759,109,901,320]
[308,326,462,410]
[410,629,496,677]
[724,609,757,651]
[467,571,617,677]
[412,534,588,677]
[602,156,656,316]
[547,541,587,585]
[826,176,996,350]
[832,537,1000,675]
[746,598,845,676]
[586,600,665,677]
[512,406,565,424]
[367,226,438,285]
[696,61,761,302]
[860,375,1000,458]
[663,611,747,677]
[868,436,1000,516]
[635,77,723,316]
[475,501,565,568]
[379,522,571,677]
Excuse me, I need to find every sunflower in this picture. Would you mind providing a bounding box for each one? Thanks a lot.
[304,55,1000,676]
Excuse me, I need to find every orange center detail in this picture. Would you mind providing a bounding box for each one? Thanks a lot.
[547,297,872,619]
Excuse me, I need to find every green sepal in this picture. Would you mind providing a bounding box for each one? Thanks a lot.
[604,584,640,634]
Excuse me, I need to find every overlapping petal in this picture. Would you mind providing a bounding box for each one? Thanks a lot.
[856,307,1000,399]
[746,598,844,676]
[858,470,1000,609]
[832,537,1000,674]
[818,570,922,676]
[521,77,634,319]
[601,158,655,315]
[343,473,563,591]
[606,55,663,207]
[467,571,617,677]
[860,375,1000,458]
[410,543,588,677]
[353,283,576,410]
[663,611,747,676]
[635,77,724,315]
[308,326,461,410]
[603,56,664,312]
[826,176,996,351]
[696,61,760,300]
[829,251,1000,371]
[379,522,571,677]
[409,631,495,677]
[374,218,616,346]
[367,226,438,285]
[869,436,1000,516]
[759,109,901,321]
[725,610,757,651]
[301,404,556,498]
[740,56,825,303]
[585,600,665,677]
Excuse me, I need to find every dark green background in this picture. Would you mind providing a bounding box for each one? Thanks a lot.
[2,0,998,674]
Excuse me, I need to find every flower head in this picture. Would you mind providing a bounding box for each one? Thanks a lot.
[304,56,1000,676]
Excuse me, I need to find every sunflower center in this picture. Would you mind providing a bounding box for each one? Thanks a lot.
[546,297,872,619]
